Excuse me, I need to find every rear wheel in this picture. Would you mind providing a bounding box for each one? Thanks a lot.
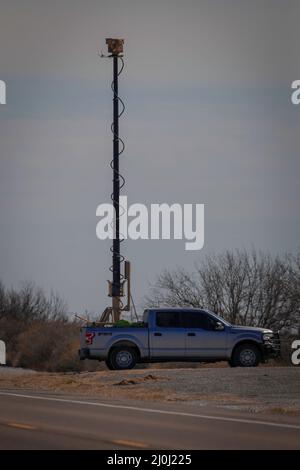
[231,343,261,367]
[108,346,137,370]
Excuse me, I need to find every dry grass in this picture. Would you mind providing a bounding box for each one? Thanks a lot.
[0,369,169,402]
[1,366,300,416]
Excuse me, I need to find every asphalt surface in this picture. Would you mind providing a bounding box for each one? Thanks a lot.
[0,389,300,449]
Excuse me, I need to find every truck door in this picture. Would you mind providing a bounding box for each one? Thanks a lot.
[149,311,185,358]
[183,311,228,358]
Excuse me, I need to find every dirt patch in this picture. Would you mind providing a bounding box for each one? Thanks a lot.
[114,374,161,386]
[0,366,299,416]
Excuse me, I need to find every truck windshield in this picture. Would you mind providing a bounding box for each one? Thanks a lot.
[206,310,232,326]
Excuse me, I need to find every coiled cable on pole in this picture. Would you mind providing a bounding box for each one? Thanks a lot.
[109,56,125,306]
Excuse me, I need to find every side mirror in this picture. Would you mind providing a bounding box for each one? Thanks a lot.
[214,321,225,331]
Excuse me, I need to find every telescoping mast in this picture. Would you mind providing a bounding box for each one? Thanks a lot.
[99,39,132,324]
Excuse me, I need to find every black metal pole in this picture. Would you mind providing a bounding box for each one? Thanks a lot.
[112,55,120,298]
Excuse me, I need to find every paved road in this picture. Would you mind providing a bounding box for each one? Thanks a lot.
[0,389,299,449]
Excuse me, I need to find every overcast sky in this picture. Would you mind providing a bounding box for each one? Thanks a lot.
[0,0,299,314]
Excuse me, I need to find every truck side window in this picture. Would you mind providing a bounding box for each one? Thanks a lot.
[156,312,182,328]
[183,312,216,330]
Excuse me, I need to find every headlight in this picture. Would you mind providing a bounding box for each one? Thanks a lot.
[263,332,274,341]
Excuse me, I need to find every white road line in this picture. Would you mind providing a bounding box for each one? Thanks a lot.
[0,390,300,431]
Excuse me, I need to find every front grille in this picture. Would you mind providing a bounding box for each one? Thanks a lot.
[268,332,281,356]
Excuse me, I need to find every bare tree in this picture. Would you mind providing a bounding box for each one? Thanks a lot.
[0,281,69,366]
[145,249,300,331]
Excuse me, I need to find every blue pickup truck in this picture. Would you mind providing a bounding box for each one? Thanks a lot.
[79,308,280,370]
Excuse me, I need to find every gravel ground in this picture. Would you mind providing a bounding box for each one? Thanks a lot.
[0,366,36,375]
[0,366,299,415]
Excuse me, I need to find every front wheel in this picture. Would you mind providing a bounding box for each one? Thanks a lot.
[231,343,261,367]
[108,347,137,370]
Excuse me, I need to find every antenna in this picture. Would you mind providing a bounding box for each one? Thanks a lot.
[101,38,130,323]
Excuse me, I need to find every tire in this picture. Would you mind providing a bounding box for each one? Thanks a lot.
[105,358,114,370]
[231,343,261,367]
[108,346,137,370]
